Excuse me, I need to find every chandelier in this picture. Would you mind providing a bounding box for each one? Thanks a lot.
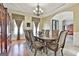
[33,3,44,16]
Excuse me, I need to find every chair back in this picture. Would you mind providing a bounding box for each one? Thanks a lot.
[24,30,30,41]
[24,30,34,42]
[52,30,59,38]
[42,30,49,37]
[29,30,35,42]
[58,31,68,48]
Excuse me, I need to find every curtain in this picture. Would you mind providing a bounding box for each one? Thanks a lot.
[32,17,40,36]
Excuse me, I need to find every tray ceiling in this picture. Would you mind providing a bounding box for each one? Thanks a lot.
[3,3,75,17]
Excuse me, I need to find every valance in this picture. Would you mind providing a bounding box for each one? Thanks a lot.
[12,13,25,20]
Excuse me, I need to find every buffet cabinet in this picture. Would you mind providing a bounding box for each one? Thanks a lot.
[0,3,11,54]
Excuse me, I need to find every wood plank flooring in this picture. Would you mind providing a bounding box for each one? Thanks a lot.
[0,39,75,56]
[0,39,31,56]
[8,39,31,56]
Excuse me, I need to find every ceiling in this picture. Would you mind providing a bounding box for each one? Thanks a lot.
[3,3,75,17]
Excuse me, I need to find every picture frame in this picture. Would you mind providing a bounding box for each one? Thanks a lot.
[27,23,30,27]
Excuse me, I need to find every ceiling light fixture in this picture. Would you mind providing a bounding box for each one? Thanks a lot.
[33,3,44,16]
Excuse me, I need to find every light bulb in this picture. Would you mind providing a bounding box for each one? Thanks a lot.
[35,7,38,11]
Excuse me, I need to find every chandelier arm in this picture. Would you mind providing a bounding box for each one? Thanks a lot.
[33,3,44,16]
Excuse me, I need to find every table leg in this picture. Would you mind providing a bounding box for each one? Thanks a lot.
[46,42,48,54]
[44,42,48,55]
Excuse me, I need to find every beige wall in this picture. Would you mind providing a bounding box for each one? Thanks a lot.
[23,16,32,30]
[8,9,33,30]
[8,4,79,46]
[8,9,47,31]
[40,4,79,32]
[8,4,79,32]
[40,16,53,30]
[66,4,79,32]
[40,4,79,46]
[39,18,44,31]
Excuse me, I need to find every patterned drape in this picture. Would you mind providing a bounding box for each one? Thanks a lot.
[32,17,40,36]
[32,17,40,28]
[12,13,25,40]
[12,14,25,28]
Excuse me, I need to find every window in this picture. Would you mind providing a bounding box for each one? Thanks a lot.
[52,20,59,30]
[14,20,18,35]
[33,22,39,36]
[13,20,24,35]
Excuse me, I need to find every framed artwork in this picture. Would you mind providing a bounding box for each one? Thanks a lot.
[67,24,73,35]
[27,23,30,27]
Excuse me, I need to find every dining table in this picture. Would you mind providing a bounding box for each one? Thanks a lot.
[34,36,57,54]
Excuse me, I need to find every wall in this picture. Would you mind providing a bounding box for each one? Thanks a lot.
[40,16,53,30]
[41,11,73,32]
[58,4,79,32]
[8,9,33,30]
[8,9,45,31]
[23,16,32,30]
[66,4,79,46]
[52,12,73,32]
[54,4,79,46]
[8,4,79,46]
[40,4,79,46]
[7,9,33,40]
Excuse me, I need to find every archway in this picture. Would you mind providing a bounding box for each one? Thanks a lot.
[52,11,73,44]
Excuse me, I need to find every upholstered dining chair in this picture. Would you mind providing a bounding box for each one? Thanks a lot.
[49,30,59,44]
[47,31,68,56]
[52,30,59,38]
[24,30,33,49]
[24,30,44,56]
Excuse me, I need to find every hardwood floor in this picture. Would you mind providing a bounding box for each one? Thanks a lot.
[8,39,31,56]
[0,40,11,54]
[0,39,76,56]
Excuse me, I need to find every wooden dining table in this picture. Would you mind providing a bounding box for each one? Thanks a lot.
[34,36,57,54]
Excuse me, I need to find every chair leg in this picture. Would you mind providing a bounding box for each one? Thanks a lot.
[30,46,32,51]
[34,49,37,56]
[43,47,45,53]
[54,51,57,56]
[61,49,63,56]
[41,49,43,54]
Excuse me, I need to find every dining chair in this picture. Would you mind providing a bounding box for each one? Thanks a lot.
[49,30,59,44]
[24,30,44,56]
[24,30,32,49]
[30,31,45,56]
[52,30,59,38]
[47,30,68,56]
[45,30,50,37]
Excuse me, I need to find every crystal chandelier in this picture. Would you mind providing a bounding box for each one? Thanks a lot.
[33,3,44,16]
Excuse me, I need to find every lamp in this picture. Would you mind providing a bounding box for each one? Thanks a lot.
[33,3,43,16]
